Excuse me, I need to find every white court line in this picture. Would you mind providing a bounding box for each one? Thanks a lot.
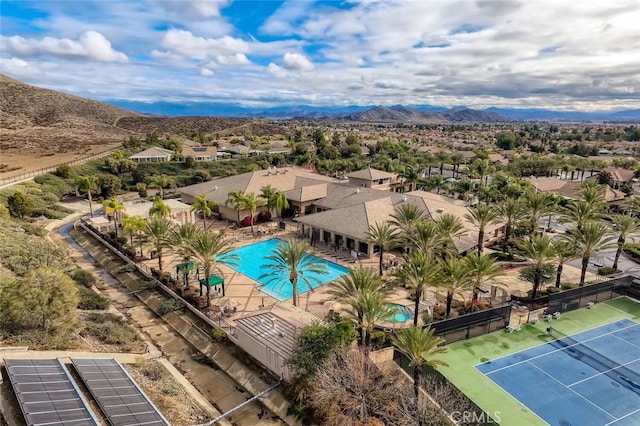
[484,322,639,375]
[567,356,640,387]
[527,361,617,421]
[604,406,640,426]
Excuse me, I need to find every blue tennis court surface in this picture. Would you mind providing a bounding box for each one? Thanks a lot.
[476,319,640,425]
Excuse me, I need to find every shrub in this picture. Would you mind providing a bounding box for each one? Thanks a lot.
[7,191,33,218]
[598,266,616,276]
[77,286,110,310]
[142,362,164,381]
[211,327,227,342]
[158,299,185,316]
[117,263,137,273]
[72,269,96,288]
[82,312,140,346]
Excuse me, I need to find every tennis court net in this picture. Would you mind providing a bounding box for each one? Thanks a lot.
[549,327,640,389]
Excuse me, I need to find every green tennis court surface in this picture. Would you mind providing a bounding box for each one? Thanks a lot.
[437,298,640,426]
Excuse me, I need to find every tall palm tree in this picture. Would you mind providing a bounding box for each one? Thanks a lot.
[366,222,399,276]
[260,185,276,218]
[242,192,264,236]
[103,196,126,238]
[400,164,420,192]
[438,257,472,318]
[450,152,464,179]
[522,189,551,234]
[148,174,175,199]
[274,191,289,227]
[434,213,466,258]
[435,151,449,176]
[564,222,616,286]
[75,175,98,217]
[169,222,200,289]
[261,240,327,307]
[552,239,578,288]
[191,193,216,230]
[497,198,524,251]
[144,216,173,271]
[611,214,640,270]
[624,196,640,216]
[517,234,556,298]
[467,158,492,186]
[410,220,444,259]
[464,253,503,309]
[560,200,602,232]
[580,180,606,207]
[225,190,246,227]
[390,203,428,250]
[464,204,501,255]
[393,326,448,426]
[426,174,447,194]
[149,197,171,218]
[394,251,440,326]
[188,229,237,303]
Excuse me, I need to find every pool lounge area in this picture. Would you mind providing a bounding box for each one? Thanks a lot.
[225,238,350,301]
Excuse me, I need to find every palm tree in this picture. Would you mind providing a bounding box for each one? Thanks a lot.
[75,175,98,217]
[517,234,556,298]
[366,222,399,276]
[611,214,640,270]
[148,174,175,199]
[103,196,126,238]
[242,192,264,236]
[625,196,640,216]
[121,214,146,249]
[390,203,428,250]
[522,189,551,234]
[434,213,466,258]
[467,158,492,185]
[564,222,616,286]
[330,267,392,349]
[261,240,327,307]
[225,190,246,227]
[144,216,173,271]
[450,152,464,179]
[552,240,578,288]
[400,164,420,192]
[410,220,444,259]
[426,174,446,194]
[393,326,448,426]
[191,193,216,230]
[149,197,171,218]
[394,251,440,326]
[497,198,524,251]
[435,151,449,176]
[274,191,289,227]
[188,229,237,303]
[464,204,501,255]
[169,222,200,289]
[438,257,472,318]
[560,200,602,232]
[464,253,503,309]
[260,185,277,218]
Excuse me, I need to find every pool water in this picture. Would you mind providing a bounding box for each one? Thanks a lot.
[385,304,413,323]
[225,239,349,301]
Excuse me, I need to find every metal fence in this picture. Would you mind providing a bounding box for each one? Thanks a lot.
[428,305,512,344]
[0,149,116,187]
[546,275,640,314]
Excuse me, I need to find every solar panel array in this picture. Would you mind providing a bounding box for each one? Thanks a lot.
[71,358,170,426]
[4,358,100,426]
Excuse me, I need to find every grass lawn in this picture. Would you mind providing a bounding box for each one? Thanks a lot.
[436,297,640,426]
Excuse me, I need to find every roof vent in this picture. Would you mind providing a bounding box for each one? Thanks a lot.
[436,208,444,213]
[402,195,407,202]
[257,318,265,326]
[278,331,286,339]
[213,185,218,191]
[356,188,360,194]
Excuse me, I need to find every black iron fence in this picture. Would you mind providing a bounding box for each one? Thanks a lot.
[546,275,640,314]
[428,305,512,344]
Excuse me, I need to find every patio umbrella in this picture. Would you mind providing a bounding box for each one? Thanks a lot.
[323,300,343,313]
[510,289,528,298]
[215,297,239,309]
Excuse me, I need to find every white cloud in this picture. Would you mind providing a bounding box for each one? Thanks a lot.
[200,67,214,76]
[160,30,249,59]
[158,0,230,19]
[215,53,251,66]
[1,57,42,76]
[0,31,128,62]
[282,52,314,71]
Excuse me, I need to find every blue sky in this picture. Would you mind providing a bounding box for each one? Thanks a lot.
[1,0,639,111]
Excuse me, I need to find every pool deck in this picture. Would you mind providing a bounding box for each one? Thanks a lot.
[436,297,640,426]
[138,218,602,328]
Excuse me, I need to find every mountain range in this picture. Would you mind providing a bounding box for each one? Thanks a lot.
[108,99,640,122]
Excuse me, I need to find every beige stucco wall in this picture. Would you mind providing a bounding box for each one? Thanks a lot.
[236,328,291,380]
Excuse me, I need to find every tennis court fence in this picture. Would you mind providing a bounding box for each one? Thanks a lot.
[546,275,640,314]
[428,305,512,344]
[549,326,640,387]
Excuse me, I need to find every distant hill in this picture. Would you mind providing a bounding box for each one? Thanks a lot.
[347,105,505,123]
[485,107,640,122]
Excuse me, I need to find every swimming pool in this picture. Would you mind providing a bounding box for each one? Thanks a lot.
[225,239,349,301]
[384,304,413,323]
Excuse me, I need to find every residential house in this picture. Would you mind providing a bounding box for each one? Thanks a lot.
[527,177,626,202]
[129,147,174,163]
[181,146,218,161]
[345,167,403,192]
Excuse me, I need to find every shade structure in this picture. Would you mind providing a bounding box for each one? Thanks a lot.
[199,275,224,287]
[510,289,529,298]
[215,296,239,309]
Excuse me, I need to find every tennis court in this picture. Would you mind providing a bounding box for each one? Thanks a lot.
[477,319,640,425]
[437,297,640,426]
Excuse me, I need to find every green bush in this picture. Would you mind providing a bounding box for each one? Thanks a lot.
[20,223,47,236]
[158,299,185,316]
[72,269,96,288]
[211,327,227,342]
[598,266,616,276]
[82,312,140,346]
[489,251,514,261]
[77,286,110,310]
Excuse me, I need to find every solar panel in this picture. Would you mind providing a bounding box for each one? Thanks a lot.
[4,358,100,426]
[71,358,170,426]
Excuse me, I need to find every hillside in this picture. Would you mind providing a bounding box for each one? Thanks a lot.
[347,105,506,123]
